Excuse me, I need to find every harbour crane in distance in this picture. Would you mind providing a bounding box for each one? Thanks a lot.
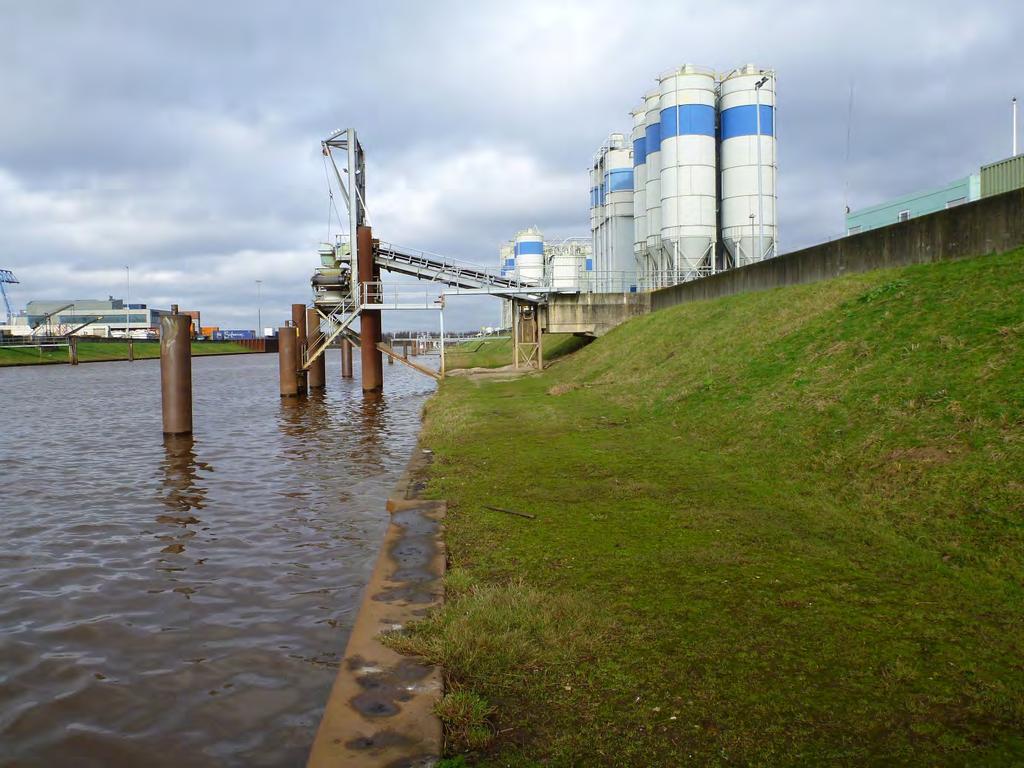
[0,269,18,323]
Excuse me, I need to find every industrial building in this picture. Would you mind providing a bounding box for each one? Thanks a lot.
[3,297,173,338]
[591,63,778,292]
[846,154,1024,235]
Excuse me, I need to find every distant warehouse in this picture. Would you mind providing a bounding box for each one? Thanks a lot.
[846,153,1024,235]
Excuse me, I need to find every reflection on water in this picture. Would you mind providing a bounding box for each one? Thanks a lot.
[0,354,434,767]
[159,434,210,514]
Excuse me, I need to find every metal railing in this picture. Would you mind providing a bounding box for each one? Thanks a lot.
[303,296,359,369]
[376,241,543,292]
[360,282,441,310]
[0,335,70,348]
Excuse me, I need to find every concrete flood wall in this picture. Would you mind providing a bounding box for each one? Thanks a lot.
[651,187,1024,312]
[545,291,650,337]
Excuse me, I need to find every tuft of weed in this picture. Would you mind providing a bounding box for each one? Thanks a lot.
[435,690,495,752]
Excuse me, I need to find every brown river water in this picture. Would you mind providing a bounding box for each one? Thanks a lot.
[0,353,435,767]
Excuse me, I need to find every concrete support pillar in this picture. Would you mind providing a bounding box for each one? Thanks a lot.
[160,314,193,435]
[358,225,383,392]
[279,326,299,397]
[291,304,308,394]
[306,307,326,389]
[340,339,353,378]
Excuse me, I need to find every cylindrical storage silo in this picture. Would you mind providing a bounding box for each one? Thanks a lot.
[547,240,579,290]
[588,166,598,274]
[499,241,515,277]
[630,104,648,286]
[642,90,664,285]
[720,65,777,267]
[514,227,545,284]
[591,150,606,277]
[659,65,717,282]
[603,132,634,289]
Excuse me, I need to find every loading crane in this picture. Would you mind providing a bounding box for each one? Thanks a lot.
[306,129,554,381]
[0,269,18,323]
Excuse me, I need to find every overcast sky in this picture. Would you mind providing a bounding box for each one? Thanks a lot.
[2,1,1020,331]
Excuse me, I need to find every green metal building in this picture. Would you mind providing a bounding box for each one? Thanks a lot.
[980,154,1024,198]
[845,174,981,235]
[846,152,1024,236]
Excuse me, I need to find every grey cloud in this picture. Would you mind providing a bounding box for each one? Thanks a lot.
[2,0,1021,329]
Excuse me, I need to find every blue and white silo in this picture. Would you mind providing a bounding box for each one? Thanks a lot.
[603,132,634,285]
[591,149,606,275]
[630,103,648,284]
[642,90,664,284]
[514,227,545,284]
[719,65,777,267]
[499,240,515,277]
[588,166,598,272]
[659,65,718,279]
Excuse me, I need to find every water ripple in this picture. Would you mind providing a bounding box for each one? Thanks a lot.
[0,353,434,766]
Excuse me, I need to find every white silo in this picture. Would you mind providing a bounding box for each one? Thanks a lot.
[720,65,777,267]
[659,65,718,281]
[603,132,634,288]
[591,149,606,275]
[630,103,648,286]
[547,237,591,290]
[499,240,515,277]
[588,166,598,273]
[514,227,545,284]
[642,89,664,285]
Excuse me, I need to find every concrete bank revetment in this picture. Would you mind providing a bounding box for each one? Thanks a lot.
[307,448,445,768]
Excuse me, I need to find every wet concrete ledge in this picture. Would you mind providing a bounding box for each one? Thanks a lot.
[307,448,445,768]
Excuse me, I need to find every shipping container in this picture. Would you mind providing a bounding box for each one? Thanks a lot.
[981,154,1024,198]
[212,329,256,340]
[200,326,220,336]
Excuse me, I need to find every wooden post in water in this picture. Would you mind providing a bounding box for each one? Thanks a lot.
[279,326,299,397]
[68,336,78,366]
[305,307,326,389]
[358,225,383,392]
[160,313,193,435]
[291,304,308,394]
[340,339,353,378]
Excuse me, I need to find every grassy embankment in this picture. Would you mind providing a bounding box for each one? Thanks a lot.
[388,248,1024,766]
[0,340,255,367]
[445,334,591,371]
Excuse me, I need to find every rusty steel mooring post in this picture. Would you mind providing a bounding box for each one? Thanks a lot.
[306,306,326,389]
[160,313,193,435]
[340,339,353,379]
[358,225,383,392]
[279,326,299,397]
[291,303,308,394]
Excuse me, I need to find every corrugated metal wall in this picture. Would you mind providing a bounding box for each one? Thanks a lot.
[981,155,1024,197]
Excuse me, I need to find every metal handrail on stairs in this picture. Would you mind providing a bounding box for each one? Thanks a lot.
[302,297,360,369]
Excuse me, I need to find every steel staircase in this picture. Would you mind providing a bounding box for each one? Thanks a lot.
[302,296,359,369]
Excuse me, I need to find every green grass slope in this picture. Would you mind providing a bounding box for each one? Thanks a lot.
[445,333,590,371]
[395,248,1024,766]
[0,340,255,366]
